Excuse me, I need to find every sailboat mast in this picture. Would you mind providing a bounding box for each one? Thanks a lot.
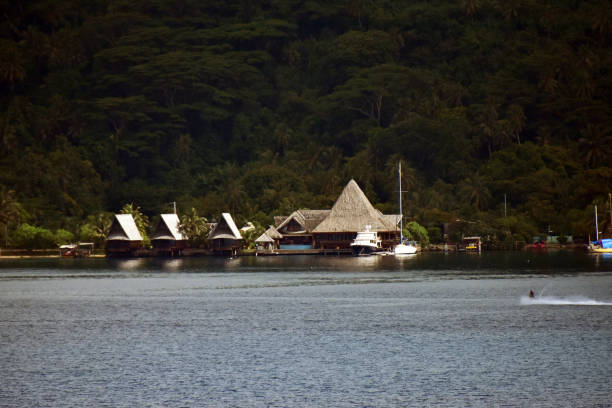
[609,193,612,230]
[595,205,599,242]
[398,162,403,242]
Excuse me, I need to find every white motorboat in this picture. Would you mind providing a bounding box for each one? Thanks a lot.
[351,225,382,255]
[394,162,418,255]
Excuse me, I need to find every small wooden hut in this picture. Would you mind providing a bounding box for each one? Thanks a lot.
[106,214,143,256]
[255,226,283,253]
[312,179,400,250]
[151,213,186,256]
[208,213,243,255]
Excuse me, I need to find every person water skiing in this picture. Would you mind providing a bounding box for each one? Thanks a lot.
[529,290,535,298]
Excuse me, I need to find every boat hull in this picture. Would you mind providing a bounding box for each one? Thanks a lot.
[588,245,612,253]
[393,244,417,255]
[351,245,378,256]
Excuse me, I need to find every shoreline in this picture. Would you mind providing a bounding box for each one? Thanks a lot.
[0,245,590,259]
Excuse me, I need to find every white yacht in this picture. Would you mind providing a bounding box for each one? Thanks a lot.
[351,225,382,255]
[394,162,418,255]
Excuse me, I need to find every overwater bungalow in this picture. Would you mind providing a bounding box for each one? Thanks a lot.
[275,210,330,249]
[151,213,185,256]
[312,180,400,250]
[208,212,242,256]
[106,214,143,256]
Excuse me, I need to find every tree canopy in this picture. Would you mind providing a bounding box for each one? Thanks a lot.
[1,0,611,246]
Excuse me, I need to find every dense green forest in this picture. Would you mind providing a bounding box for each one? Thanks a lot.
[1,0,611,247]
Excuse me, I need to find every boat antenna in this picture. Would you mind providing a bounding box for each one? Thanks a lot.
[398,162,403,243]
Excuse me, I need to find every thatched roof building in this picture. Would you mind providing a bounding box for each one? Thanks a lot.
[312,179,399,249]
[151,214,185,256]
[313,180,396,233]
[106,214,143,256]
[209,213,242,255]
[275,209,330,248]
[263,225,283,240]
[255,225,283,252]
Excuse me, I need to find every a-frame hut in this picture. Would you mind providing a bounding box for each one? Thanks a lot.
[208,213,243,255]
[151,213,185,256]
[106,214,143,256]
[275,209,330,249]
[312,179,399,250]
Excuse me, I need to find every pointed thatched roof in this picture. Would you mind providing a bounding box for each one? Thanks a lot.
[264,225,283,239]
[107,214,143,241]
[312,179,397,233]
[274,216,287,227]
[209,213,242,240]
[255,226,283,243]
[151,214,185,241]
[255,233,274,243]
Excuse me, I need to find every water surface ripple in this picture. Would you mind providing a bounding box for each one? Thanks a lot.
[1,252,611,407]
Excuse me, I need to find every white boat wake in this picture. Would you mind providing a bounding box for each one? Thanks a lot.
[521,295,612,306]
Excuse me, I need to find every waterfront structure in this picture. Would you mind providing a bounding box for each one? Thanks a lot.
[275,210,330,249]
[106,214,143,256]
[151,213,185,256]
[209,213,242,255]
[255,226,283,253]
[312,179,399,250]
[461,236,482,252]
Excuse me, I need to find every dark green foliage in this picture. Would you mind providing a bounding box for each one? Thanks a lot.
[178,208,209,248]
[1,0,611,247]
[11,223,75,249]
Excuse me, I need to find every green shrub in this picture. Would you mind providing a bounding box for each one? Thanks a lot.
[54,229,75,246]
[12,224,56,249]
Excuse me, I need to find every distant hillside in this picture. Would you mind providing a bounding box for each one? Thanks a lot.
[1,0,610,245]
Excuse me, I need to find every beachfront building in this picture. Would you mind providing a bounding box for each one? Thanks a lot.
[208,213,242,255]
[151,213,185,256]
[312,180,400,250]
[106,214,143,256]
[274,210,330,249]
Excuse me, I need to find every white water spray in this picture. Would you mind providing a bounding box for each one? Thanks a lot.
[521,295,612,306]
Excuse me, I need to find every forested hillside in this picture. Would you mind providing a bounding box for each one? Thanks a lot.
[1,0,611,247]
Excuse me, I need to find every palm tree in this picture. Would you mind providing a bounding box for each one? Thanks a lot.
[458,175,491,211]
[507,104,526,144]
[274,123,291,157]
[179,208,209,248]
[501,0,521,20]
[462,0,480,17]
[579,124,611,168]
[479,104,499,157]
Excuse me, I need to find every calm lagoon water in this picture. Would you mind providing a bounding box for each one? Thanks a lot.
[1,252,611,407]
